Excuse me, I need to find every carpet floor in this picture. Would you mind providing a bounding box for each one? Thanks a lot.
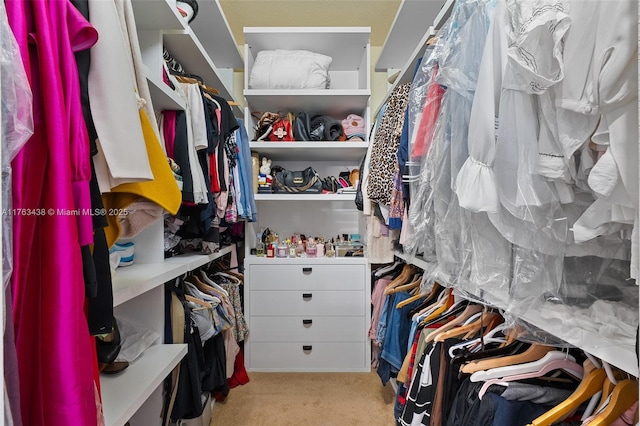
[211,372,397,426]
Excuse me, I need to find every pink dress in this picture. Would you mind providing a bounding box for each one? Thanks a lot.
[6,0,99,424]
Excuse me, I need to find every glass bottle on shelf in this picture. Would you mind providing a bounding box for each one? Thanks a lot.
[288,239,297,258]
[325,240,335,258]
[296,240,306,257]
[277,239,288,258]
[256,233,265,257]
[266,242,275,258]
[316,237,325,258]
[306,237,317,257]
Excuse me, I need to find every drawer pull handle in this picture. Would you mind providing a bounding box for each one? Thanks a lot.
[303,345,313,351]
[302,293,313,299]
[302,319,313,325]
[302,267,313,273]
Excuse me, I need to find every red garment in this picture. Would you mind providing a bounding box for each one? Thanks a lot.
[163,110,177,159]
[6,0,98,424]
[411,65,446,160]
[228,350,250,389]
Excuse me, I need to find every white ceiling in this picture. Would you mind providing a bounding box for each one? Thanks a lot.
[218,0,403,46]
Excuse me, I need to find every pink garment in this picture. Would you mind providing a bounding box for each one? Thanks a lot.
[163,110,177,158]
[582,400,639,426]
[411,65,446,159]
[6,0,98,424]
[369,277,392,341]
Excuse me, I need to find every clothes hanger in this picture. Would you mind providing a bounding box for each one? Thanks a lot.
[586,379,639,426]
[434,311,499,342]
[423,299,471,327]
[417,288,454,324]
[383,264,418,295]
[389,272,423,295]
[476,352,584,400]
[448,322,510,358]
[375,260,403,277]
[424,303,482,344]
[596,364,626,411]
[195,271,229,297]
[463,314,503,340]
[527,366,607,426]
[408,282,444,313]
[461,344,556,374]
[184,294,212,309]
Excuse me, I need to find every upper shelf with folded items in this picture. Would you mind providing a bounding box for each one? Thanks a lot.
[243,27,371,114]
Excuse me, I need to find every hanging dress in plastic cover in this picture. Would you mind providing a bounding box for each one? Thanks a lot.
[1,1,33,425]
[404,0,500,294]
[1,0,32,288]
[430,0,498,291]
[403,5,452,264]
[509,0,638,353]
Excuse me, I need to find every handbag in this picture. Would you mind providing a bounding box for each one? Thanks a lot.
[322,176,339,193]
[310,115,345,141]
[293,112,311,141]
[272,166,323,193]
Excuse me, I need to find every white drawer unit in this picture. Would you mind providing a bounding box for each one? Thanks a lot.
[250,316,366,342]
[248,264,365,291]
[249,342,368,371]
[245,261,371,372]
[250,290,366,316]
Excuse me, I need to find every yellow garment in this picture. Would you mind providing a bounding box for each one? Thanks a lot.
[103,109,181,247]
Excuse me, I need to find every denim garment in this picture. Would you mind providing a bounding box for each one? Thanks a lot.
[482,392,550,426]
[376,294,393,346]
[380,292,424,370]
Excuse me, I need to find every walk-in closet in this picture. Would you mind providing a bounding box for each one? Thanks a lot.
[2,0,638,425]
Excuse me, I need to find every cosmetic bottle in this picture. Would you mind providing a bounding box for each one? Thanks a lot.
[256,233,265,257]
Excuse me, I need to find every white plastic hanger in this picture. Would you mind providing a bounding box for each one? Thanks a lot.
[198,270,229,297]
[470,350,579,383]
[375,260,403,277]
[477,355,584,400]
[447,322,510,358]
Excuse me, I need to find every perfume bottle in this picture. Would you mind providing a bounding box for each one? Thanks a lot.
[296,240,306,257]
[306,237,317,257]
[316,237,325,257]
[325,240,335,258]
[288,239,297,258]
[256,233,265,257]
[276,239,288,258]
[266,242,275,258]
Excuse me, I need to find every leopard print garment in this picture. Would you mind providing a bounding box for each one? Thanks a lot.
[367,82,411,206]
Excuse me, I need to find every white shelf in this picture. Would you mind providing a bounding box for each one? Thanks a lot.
[433,0,456,31]
[250,141,368,161]
[112,245,235,307]
[101,344,188,426]
[244,27,371,70]
[254,193,356,201]
[375,0,447,71]
[518,308,639,377]
[374,27,436,119]
[189,0,243,69]
[146,70,186,111]
[244,90,371,118]
[393,250,435,272]
[131,0,186,31]
[245,255,368,266]
[163,29,243,116]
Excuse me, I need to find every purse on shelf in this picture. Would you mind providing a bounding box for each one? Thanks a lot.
[310,115,345,141]
[272,166,323,193]
[254,112,294,141]
[293,112,312,141]
[322,176,339,193]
